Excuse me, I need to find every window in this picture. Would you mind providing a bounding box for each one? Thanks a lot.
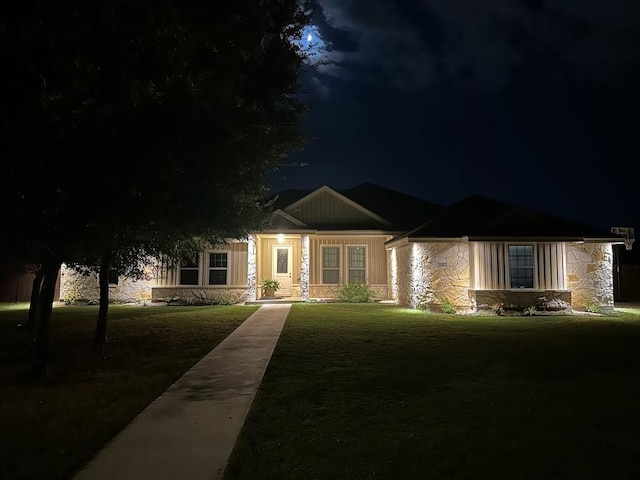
[347,246,366,284]
[108,268,119,285]
[322,246,340,284]
[509,245,534,288]
[208,252,228,285]
[179,253,200,285]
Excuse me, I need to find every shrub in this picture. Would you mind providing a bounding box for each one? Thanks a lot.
[335,283,376,303]
[586,303,602,314]
[214,294,237,305]
[440,298,456,314]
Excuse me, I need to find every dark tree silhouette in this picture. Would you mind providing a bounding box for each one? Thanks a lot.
[0,0,311,376]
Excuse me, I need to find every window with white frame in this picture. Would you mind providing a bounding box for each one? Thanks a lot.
[179,253,200,285]
[347,246,366,284]
[208,252,229,285]
[509,245,534,288]
[322,246,340,284]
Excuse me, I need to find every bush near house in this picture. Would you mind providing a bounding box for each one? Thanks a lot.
[334,282,376,303]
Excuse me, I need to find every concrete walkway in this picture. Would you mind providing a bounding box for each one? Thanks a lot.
[72,303,292,480]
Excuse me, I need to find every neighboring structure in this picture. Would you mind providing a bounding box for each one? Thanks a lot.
[55,183,629,313]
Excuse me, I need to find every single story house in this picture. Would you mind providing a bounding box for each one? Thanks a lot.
[58,183,632,313]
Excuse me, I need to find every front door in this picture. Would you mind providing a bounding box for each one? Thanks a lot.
[272,245,292,296]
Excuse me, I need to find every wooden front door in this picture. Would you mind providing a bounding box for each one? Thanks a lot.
[272,245,292,296]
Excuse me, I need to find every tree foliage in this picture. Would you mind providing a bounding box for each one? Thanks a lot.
[0,0,311,375]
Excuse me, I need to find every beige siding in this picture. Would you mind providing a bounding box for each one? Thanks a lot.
[257,236,301,285]
[226,243,248,286]
[286,190,374,224]
[310,235,389,285]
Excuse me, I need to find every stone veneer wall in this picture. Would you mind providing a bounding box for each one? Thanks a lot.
[394,243,470,312]
[59,265,156,304]
[470,289,571,312]
[565,243,614,312]
[151,286,249,304]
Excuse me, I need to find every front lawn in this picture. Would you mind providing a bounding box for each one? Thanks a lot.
[225,304,640,480]
[0,303,259,480]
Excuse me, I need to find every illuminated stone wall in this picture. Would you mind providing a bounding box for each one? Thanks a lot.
[470,289,571,312]
[151,286,249,304]
[59,265,155,304]
[300,235,310,300]
[566,243,615,312]
[394,242,470,312]
[247,235,257,301]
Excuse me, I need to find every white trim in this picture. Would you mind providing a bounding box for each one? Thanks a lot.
[272,244,293,296]
[506,243,535,289]
[205,250,230,286]
[178,253,202,286]
[346,244,368,284]
[320,244,342,285]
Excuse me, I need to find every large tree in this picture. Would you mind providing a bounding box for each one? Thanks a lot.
[0,0,311,376]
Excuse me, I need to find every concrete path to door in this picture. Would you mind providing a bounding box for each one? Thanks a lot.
[72,303,292,480]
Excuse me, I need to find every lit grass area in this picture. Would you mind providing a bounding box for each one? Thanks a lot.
[226,303,640,480]
[0,303,259,480]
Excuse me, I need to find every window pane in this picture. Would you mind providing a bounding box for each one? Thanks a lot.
[181,254,199,268]
[209,270,227,285]
[180,270,199,285]
[210,253,227,268]
[348,247,365,269]
[323,269,340,284]
[277,249,288,274]
[509,245,534,288]
[322,247,339,268]
[348,269,365,284]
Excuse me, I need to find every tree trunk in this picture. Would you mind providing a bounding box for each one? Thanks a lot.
[94,252,111,345]
[26,267,44,336]
[30,259,61,378]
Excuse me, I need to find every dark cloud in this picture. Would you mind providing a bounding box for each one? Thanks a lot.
[308,0,640,91]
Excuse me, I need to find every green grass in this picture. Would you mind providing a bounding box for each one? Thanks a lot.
[225,303,640,480]
[0,302,259,480]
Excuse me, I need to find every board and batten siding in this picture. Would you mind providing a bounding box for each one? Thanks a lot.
[226,242,249,286]
[470,242,566,290]
[310,236,389,285]
[286,191,374,225]
[158,242,248,286]
[257,236,301,284]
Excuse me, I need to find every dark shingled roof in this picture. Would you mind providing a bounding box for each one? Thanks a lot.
[269,183,443,231]
[402,194,622,241]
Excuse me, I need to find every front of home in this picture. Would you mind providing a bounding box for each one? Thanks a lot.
[58,183,631,313]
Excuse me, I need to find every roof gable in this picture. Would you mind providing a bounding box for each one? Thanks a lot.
[280,185,392,228]
[267,209,308,230]
[269,183,443,231]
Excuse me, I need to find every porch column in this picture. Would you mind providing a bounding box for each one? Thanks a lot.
[247,234,257,301]
[301,234,310,300]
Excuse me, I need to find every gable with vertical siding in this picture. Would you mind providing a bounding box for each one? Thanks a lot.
[285,190,387,227]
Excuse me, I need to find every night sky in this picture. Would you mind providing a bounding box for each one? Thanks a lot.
[271,0,640,233]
